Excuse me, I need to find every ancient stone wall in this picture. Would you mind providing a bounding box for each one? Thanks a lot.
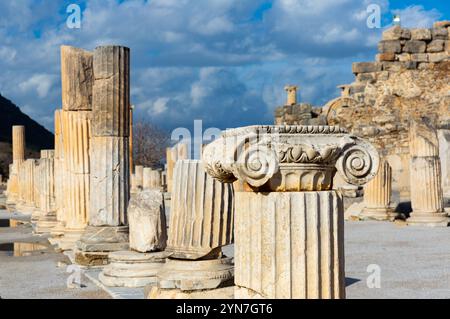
[318,22,449,200]
[274,85,326,125]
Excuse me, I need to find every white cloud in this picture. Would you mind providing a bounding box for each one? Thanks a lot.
[0,0,445,133]
[392,5,442,28]
[152,97,170,115]
[19,74,55,98]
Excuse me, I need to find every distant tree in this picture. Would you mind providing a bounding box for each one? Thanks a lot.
[132,120,169,169]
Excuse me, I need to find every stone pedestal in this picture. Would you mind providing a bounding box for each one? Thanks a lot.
[76,45,131,266]
[156,257,234,291]
[360,160,398,221]
[407,119,448,227]
[99,189,168,287]
[203,125,380,299]
[99,251,169,288]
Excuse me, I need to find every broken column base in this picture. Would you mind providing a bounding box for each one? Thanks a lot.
[34,214,58,234]
[359,207,399,221]
[56,228,85,251]
[15,203,36,215]
[156,257,234,291]
[98,250,169,288]
[74,226,129,267]
[50,221,66,237]
[406,212,449,227]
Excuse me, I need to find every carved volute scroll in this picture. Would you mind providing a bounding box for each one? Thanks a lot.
[203,125,380,191]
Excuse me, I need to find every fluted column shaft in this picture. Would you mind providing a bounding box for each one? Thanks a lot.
[234,191,345,299]
[12,126,25,167]
[360,160,397,221]
[54,110,66,225]
[38,150,56,214]
[88,45,130,227]
[407,119,448,227]
[143,168,161,190]
[7,125,26,203]
[167,160,234,259]
[61,110,91,229]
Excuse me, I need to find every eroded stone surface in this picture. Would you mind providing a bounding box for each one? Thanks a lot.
[156,257,234,291]
[167,160,234,260]
[128,189,167,253]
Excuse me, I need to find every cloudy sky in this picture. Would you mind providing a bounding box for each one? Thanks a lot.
[0,0,448,134]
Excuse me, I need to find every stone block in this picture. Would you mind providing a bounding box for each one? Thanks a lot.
[427,40,445,52]
[411,53,428,62]
[156,258,234,291]
[128,190,167,253]
[403,40,426,53]
[378,40,402,53]
[61,46,93,111]
[397,53,411,62]
[99,251,168,288]
[356,72,376,83]
[352,62,382,74]
[376,53,396,62]
[410,29,431,41]
[428,52,447,63]
[432,27,448,40]
[433,21,450,29]
[382,26,410,40]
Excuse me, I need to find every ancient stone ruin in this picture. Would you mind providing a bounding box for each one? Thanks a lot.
[1,21,449,300]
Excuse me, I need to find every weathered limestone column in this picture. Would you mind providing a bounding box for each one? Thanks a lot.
[166,147,175,193]
[151,160,234,296]
[35,150,57,233]
[167,160,234,259]
[360,160,398,221]
[165,142,189,194]
[32,159,42,218]
[203,125,380,299]
[51,109,66,236]
[284,85,298,105]
[135,165,144,189]
[438,129,450,198]
[18,159,37,214]
[7,125,26,204]
[143,168,161,190]
[407,119,448,227]
[57,45,94,250]
[76,45,130,266]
